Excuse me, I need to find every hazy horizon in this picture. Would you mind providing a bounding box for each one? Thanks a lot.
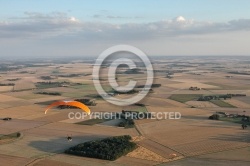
[1,0,250,57]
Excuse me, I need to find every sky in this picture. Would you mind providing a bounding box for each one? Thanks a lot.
[1,0,250,57]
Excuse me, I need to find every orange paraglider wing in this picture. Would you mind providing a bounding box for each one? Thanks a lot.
[45,101,90,115]
[66,101,90,115]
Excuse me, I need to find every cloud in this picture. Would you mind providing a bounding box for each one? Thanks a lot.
[1,13,250,41]
[11,11,68,20]
[0,12,81,38]
[92,14,144,19]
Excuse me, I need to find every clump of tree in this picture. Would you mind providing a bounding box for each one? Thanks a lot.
[198,94,232,101]
[7,78,20,81]
[134,103,145,107]
[35,92,61,96]
[117,110,152,128]
[118,118,135,128]
[189,87,201,90]
[36,81,58,85]
[85,94,103,99]
[26,64,52,67]
[110,88,139,95]
[40,76,53,80]
[136,84,161,88]
[230,94,246,97]
[36,81,70,88]
[151,84,161,88]
[241,116,250,123]
[208,114,220,120]
[125,68,144,74]
[57,74,83,77]
[0,132,21,140]
[228,71,250,75]
[19,71,29,74]
[65,135,137,161]
[0,83,15,86]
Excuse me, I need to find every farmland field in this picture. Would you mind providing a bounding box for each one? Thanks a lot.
[210,100,236,108]
[169,94,202,103]
[186,101,219,108]
[0,57,250,166]
[223,99,250,108]
[13,79,36,91]
[219,117,250,125]
[0,86,13,92]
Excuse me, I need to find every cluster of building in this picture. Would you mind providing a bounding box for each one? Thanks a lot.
[189,86,201,90]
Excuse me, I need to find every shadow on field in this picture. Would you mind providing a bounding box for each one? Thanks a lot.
[28,134,109,153]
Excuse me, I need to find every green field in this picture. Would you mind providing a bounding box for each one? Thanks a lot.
[220,117,250,125]
[210,100,236,108]
[35,83,60,89]
[70,84,96,90]
[169,94,202,103]
[131,106,148,112]
[0,132,21,141]
[51,70,59,74]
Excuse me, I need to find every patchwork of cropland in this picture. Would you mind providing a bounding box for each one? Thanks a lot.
[0,56,250,166]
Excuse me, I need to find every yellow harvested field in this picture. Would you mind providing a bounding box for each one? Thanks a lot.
[29,95,67,103]
[0,154,31,166]
[0,103,12,109]
[90,100,123,113]
[137,139,183,159]
[140,97,176,107]
[31,159,77,166]
[0,104,45,119]
[137,119,250,157]
[0,86,13,92]
[0,94,23,102]
[146,106,211,117]
[4,92,47,100]
[162,99,189,107]
[13,79,36,91]
[126,146,168,162]
[186,101,219,108]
